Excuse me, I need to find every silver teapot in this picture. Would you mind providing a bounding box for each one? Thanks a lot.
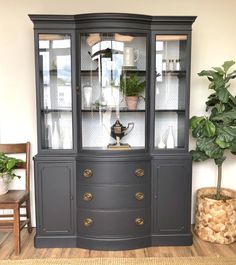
[110,120,134,146]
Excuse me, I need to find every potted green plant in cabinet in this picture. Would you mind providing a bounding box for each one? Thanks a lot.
[120,73,145,110]
[190,60,236,244]
[0,153,22,195]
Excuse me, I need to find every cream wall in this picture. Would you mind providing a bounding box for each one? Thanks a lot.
[0,0,236,226]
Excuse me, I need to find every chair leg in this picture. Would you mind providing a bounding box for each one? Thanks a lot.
[26,198,32,233]
[13,205,21,255]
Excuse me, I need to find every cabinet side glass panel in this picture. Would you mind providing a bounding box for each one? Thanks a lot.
[80,33,146,150]
[155,35,187,150]
[39,34,73,150]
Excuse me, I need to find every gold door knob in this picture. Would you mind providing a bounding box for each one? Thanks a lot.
[135,192,144,201]
[135,217,145,226]
[83,218,93,227]
[83,169,93,178]
[135,168,144,177]
[83,192,93,201]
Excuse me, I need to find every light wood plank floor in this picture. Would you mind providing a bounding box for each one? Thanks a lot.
[0,229,236,259]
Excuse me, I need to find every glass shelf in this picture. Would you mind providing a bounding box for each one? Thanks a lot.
[41,108,72,113]
[156,70,186,77]
[155,109,185,112]
[81,109,145,113]
[81,69,146,77]
[82,146,145,151]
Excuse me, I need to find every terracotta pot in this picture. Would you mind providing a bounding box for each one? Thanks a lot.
[194,187,236,244]
[125,96,138,110]
[0,173,11,196]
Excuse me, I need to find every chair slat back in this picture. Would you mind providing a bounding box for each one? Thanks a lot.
[0,142,30,192]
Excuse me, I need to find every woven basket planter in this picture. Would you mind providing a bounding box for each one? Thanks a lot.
[194,187,236,244]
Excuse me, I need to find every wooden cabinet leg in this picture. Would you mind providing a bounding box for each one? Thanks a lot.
[13,205,21,255]
[26,199,32,233]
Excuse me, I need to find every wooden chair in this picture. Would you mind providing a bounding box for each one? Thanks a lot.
[0,142,32,255]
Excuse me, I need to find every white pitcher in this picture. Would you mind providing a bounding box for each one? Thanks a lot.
[123,47,139,67]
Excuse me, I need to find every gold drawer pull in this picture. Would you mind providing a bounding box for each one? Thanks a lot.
[135,217,145,226]
[135,168,144,177]
[135,192,144,201]
[83,192,93,201]
[83,218,93,227]
[83,169,93,178]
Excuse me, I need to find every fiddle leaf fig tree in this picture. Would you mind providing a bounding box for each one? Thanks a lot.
[190,60,236,200]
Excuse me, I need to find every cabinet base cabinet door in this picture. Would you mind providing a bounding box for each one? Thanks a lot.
[35,162,75,238]
[152,157,192,242]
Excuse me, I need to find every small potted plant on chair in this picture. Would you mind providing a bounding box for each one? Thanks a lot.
[190,60,236,244]
[0,153,22,195]
[120,73,145,110]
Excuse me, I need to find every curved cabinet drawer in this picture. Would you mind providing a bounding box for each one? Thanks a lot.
[77,161,150,184]
[78,184,150,209]
[77,209,150,237]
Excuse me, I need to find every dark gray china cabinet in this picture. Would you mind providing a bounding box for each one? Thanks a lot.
[30,13,196,249]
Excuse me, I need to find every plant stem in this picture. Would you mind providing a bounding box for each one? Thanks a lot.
[216,164,222,200]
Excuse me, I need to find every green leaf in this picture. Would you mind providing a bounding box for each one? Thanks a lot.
[189,116,205,129]
[214,78,225,91]
[215,138,230,148]
[225,70,236,83]
[212,67,225,75]
[217,87,229,103]
[215,103,225,113]
[215,127,236,148]
[6,159,17,171]
[223,126,236,137]
[204,120,216,137]
[198,70,219,79]
[206,97,219,109]
[225,75,236,83]
[205,94,220,110]
[196,137,224,159]
[229,94,236,106]
[222,60,235,73]
[190,150,209,162]
[192,123,205,138]
[211,110,236,122]
[196,137,214,151]
[206,146,224,159]
[208,93,217,99]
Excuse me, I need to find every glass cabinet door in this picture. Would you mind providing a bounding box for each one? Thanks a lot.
[154,35,188,150]
[80,33,146,150]
[38,34,73,150]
